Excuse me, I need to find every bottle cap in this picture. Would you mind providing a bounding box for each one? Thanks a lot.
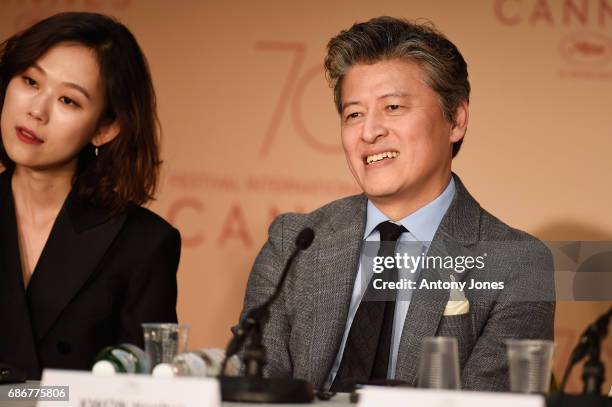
[152,363,176,378]
[92,360,116,376]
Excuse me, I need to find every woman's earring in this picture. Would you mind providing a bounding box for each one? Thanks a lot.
[94,146,99,157]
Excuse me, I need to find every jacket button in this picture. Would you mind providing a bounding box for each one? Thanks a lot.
[57,341,71,355]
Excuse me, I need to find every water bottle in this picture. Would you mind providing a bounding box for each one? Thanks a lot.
[152,348,239,378]
[92,343,151,375]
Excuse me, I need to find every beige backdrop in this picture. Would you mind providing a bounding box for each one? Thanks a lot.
[1,0,611,393]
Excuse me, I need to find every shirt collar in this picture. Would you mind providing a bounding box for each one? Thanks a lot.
[364,177,456,242]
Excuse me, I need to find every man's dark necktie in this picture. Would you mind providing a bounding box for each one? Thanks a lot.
[331,221,407,392]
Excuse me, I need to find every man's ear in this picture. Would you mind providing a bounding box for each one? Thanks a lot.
[91,120,120,147]
[449,100,469,143]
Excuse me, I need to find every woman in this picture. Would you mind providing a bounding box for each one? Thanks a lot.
[0,12,180,379]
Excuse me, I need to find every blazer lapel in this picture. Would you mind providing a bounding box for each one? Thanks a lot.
[0,169,41,378]
[309,195,367,387]
[26,187,127,342]
[394,174,481,385]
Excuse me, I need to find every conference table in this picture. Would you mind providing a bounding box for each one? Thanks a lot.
[3,381,609,407]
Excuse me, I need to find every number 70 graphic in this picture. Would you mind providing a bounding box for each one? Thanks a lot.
[256,41,343,157]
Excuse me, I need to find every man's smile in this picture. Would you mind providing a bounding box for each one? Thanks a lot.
[364,150,399,165]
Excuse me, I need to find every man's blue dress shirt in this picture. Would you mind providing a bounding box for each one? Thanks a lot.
[324,178,456,389]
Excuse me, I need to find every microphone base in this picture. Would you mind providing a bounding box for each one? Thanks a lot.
[547,394,612,407]
[220,376,315,403]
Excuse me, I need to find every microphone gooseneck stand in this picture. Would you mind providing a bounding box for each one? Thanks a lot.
[550,306,612,407]
[219,228,316,403]
[559,306,611,395]
[580,307,611,395]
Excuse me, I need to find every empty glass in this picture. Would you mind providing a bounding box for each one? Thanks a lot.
[417,336,461,389]
[506,339,554,393]
[142,323,190,368]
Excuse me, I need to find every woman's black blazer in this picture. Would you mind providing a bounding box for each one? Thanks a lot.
[0,169,181,379]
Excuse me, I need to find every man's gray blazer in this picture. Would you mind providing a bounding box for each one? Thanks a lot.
[237,175,555,391]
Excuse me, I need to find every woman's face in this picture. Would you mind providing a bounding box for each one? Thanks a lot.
[0,43,107,174]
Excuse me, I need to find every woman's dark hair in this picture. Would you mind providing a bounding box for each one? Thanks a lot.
[0,12,161,211]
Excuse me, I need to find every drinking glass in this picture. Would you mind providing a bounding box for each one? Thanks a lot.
[142,323,190,369]
[506,339,554,394]
[417,336,461,389]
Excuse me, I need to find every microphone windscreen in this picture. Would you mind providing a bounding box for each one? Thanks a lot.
[295,228,315,250]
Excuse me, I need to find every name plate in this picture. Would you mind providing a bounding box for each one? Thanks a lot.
[358,386,545,407]
[38,369,221,407]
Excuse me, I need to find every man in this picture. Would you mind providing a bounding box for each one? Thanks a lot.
[237,16,554,392]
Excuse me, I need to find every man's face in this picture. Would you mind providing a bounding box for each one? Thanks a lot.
[340,59,467,216]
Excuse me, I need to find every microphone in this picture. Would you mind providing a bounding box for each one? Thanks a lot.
[220,228,315,403]
[296,228,315,250]
[258,228,314,312]
[560,306,612,395]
